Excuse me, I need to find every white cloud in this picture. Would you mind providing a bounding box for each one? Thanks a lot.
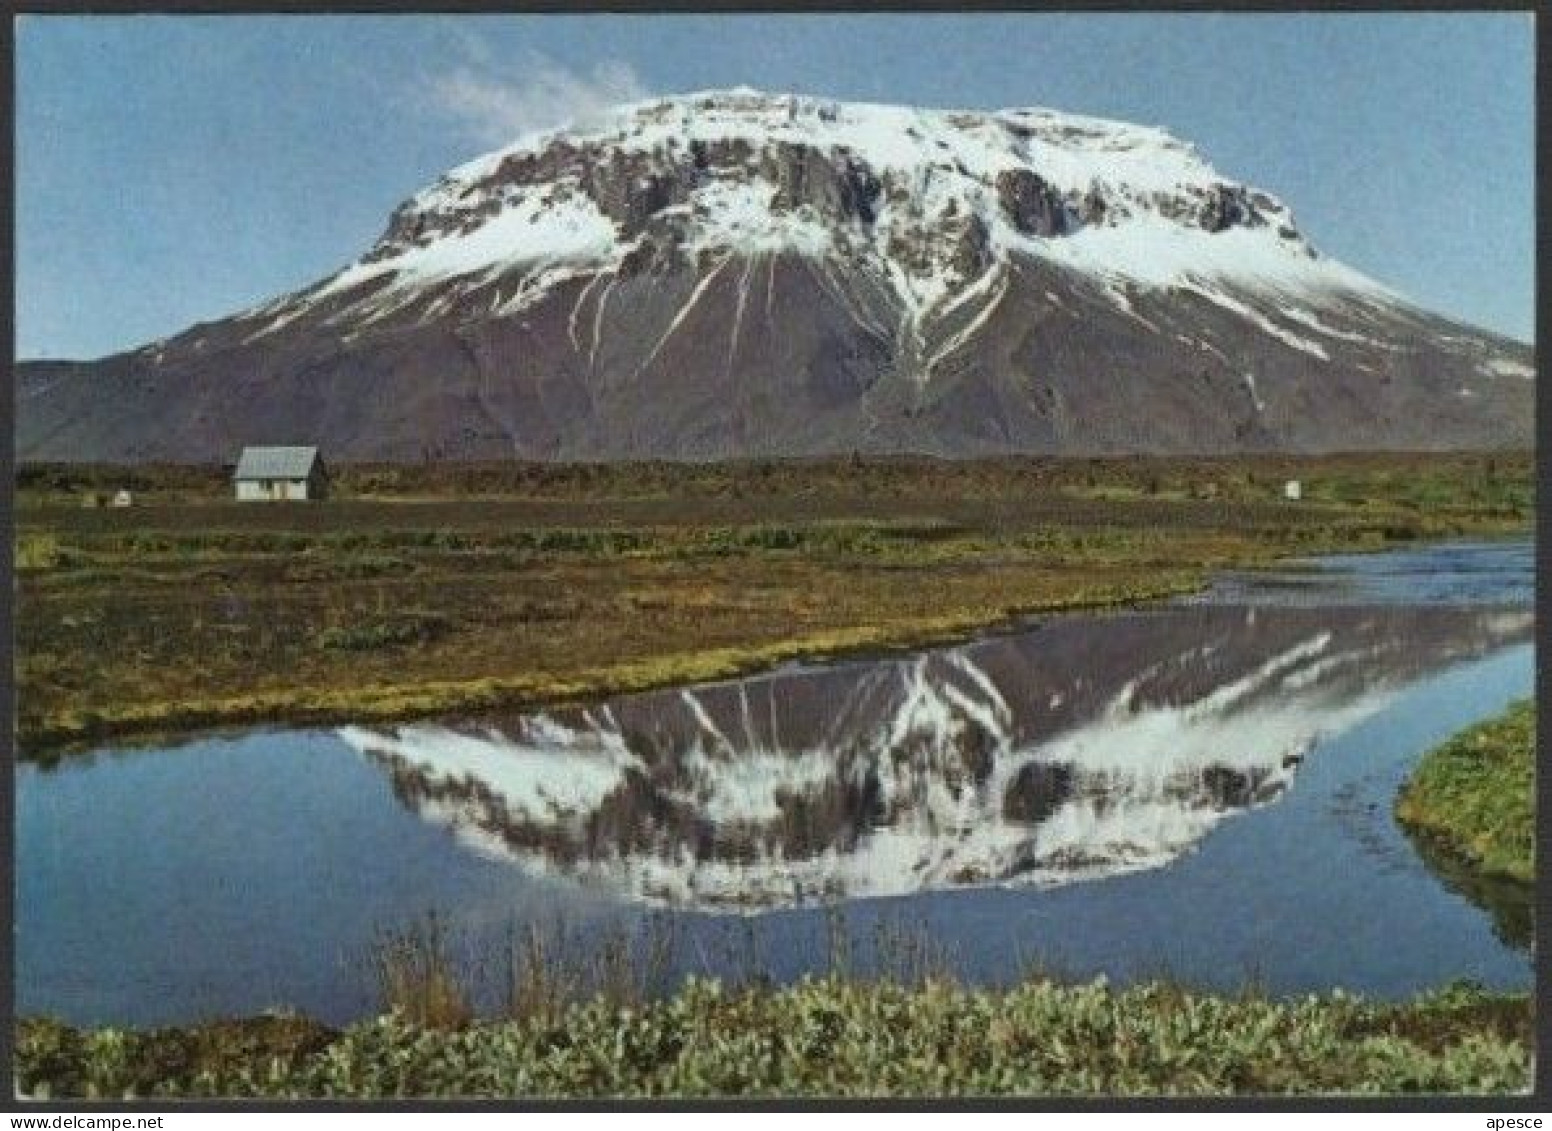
[427,48,650,148]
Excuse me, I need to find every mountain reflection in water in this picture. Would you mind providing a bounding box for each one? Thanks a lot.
[340,604,1533,911]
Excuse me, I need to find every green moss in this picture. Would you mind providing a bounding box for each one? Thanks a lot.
[1396,701,1535,886]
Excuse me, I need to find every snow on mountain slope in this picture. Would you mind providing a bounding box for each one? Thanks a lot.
[15,88,1533,462]
[268,89,1386,344]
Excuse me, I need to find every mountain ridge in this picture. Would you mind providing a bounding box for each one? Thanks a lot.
[17,88,1534,462]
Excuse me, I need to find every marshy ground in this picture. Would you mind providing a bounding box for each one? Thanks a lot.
[11,451,1537,1097]
[13,451,1532,759]
[1396,699,1535,887]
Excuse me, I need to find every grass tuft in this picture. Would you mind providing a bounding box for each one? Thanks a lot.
[368,913,473,1031]
[16,532,63,570]
[1395,700,1535,886]
[316,612,450,652]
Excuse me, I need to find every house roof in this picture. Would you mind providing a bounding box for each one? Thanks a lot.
[233,446,322,480]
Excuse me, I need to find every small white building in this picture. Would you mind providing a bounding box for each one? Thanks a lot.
[1283,479,1303,502]
[234,446,329,502]
[111,489,133,508]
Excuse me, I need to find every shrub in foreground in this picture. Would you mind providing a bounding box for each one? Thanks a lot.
[15,978,1531,1099]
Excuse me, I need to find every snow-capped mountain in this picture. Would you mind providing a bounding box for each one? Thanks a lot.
[18,88,1533,461]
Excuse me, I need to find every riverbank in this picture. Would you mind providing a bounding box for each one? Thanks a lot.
[15,976,1532,1098]
[1396,700,1536,887]
[15,452,1531,758]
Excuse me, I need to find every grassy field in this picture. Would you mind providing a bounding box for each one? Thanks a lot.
[1396,700,1536,887]
[13,452,1535,1099]
[15,978,1532,1098]
[14,451,1532,758]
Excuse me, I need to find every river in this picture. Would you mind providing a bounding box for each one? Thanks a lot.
[16,539,1533,1026]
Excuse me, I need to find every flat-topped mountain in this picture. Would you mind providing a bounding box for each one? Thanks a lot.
[17,88,1533,461]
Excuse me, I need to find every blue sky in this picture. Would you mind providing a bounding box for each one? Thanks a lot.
[17,13,1535,360]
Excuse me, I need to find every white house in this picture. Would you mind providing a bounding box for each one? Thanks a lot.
[1283,479,1303,502]
[233,446,329,501]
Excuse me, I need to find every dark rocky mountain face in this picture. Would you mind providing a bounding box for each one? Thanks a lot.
[17,89,1533,462]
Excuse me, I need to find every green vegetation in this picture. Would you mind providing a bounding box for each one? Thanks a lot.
[14,532,63,571]
[14,452,1532,758]
[316,612,451,652]
[16,978,1531,1098]
[1396,700,1536,886]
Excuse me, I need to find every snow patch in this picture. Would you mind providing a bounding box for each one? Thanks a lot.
[1242,372,1266,413]
[1479,357,1534,380]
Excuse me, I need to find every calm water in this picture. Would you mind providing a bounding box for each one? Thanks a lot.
[16,540,1534,1026]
